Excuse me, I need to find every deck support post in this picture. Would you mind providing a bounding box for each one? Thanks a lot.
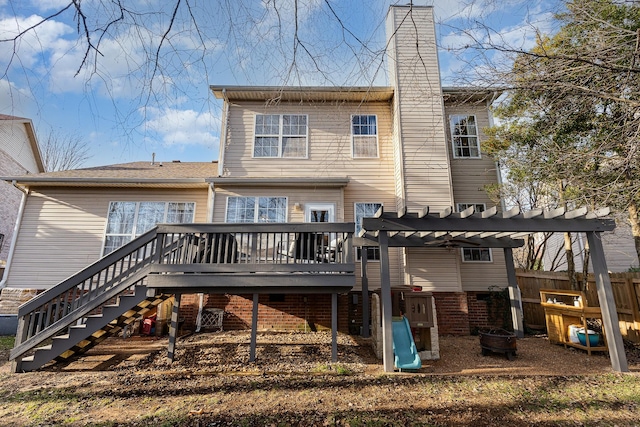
[586,231,628,372]
[167,293,181,362]
[331,293,338,362]
[504,248,524,338]
[249,293,259,362]
[361,249,370,338]
[378,230,394,372]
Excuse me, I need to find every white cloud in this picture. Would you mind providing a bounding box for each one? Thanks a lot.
[0,14,73,69]
[0,78,34,117]
[143,107,219,149]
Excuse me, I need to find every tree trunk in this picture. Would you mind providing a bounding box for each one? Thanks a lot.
[581,239,590,292]
[564,231,579,290]
[629,202,640,266]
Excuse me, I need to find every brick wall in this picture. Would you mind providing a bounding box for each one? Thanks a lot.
[431,291,512,335]
[467,292,491,332]
[179,293,350,333]
[432,292,470,335]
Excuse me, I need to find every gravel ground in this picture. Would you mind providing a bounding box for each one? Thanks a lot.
[22,330,636,376]
[1,332,640,426]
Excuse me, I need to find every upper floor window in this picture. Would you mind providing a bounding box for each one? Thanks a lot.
[103,201,194,255]
[226,196,287,223]
[456,203,492,262]
[254,114,307,158]
[351,115,378,158]
[450,114,480,158]
[355,202,382,261]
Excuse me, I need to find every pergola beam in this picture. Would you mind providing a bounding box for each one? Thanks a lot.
[363,207,627,373]
[363,214,615,234]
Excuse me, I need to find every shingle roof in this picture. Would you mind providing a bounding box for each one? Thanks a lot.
[2,161,218,188]
[0,114,30,121]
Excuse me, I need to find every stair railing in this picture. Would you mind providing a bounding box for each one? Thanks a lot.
[10,228,161,362]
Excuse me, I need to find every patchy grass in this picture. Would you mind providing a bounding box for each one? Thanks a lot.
[0,336,14,351]
[1,374,639,426]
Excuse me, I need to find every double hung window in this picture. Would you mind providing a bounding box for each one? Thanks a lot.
[351,115,378,158]
[456,203,492,262]
[450,114,480,158]
[226,196,287,223]
[103,201,195,255]
[254,114,307,158]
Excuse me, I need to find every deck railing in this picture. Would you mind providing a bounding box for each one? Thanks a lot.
[11,222,355,363]
[155,223,354,269]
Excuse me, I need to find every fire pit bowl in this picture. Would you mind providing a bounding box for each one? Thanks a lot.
[479,328,517,360]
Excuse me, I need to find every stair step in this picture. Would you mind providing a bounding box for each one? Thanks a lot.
[21,355,34,363]
[52,334,70,341]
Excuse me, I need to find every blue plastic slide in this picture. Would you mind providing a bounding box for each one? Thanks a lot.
[392,316,422,371]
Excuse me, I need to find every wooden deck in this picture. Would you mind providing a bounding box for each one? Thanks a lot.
[10,222,355,372]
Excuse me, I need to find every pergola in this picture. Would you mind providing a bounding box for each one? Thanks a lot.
[359,205,629,373]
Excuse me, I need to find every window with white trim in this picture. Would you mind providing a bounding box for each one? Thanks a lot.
[103,201,195,255]
[254,114,307,158]
[450,114,480,158]
[351,115,378,158]
[355,202,382,260]
[456,203,492,262]
[226,196,287,223]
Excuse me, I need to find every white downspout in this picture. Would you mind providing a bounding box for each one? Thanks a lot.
[0,182,29,289]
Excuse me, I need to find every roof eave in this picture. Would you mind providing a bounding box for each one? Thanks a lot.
[208,177,350,188]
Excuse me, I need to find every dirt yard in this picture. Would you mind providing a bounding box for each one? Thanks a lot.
[1,331,640,426]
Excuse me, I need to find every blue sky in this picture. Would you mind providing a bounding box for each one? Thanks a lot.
[0,0,559,168]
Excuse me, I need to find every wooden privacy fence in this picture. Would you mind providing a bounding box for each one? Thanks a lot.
[517,269,640,343]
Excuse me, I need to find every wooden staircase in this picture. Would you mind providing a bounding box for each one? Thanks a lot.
[19,285,171,371]
[10,229,167,373]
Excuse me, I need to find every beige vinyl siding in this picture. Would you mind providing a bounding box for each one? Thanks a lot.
[0,122,40,173]
[6,187,209,289]
[446,104,499,204]
[406,248,462,292]
[445,104,509,290]
[459,249,509,291]
[218,97,401,288]
[386,6,453,212]
[222,101,393,180]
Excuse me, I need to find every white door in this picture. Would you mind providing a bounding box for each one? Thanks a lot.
[305,203,335,223]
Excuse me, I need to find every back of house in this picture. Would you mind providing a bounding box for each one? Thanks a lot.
[2,5,507,338]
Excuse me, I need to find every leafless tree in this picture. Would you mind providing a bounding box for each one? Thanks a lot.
[41,131,92,171]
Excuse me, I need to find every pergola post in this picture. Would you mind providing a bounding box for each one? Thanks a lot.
[331,293,338,362]
[167,293,181,362]
[361,248,370,338]
[586,231,629,372]
[504,248,524,338]
[249,293,259,362]
[378,230,394,372]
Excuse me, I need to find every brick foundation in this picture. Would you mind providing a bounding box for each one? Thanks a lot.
[431,291,512,335]
[432,292,470,335]
[178,293,350,333]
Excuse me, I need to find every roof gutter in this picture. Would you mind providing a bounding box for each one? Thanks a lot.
[0,177,209,186]
[0,183,29,289]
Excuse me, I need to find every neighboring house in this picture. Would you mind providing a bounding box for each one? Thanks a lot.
[0,114,44,274]
[542,220,639,273]
[3,6,511,371]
